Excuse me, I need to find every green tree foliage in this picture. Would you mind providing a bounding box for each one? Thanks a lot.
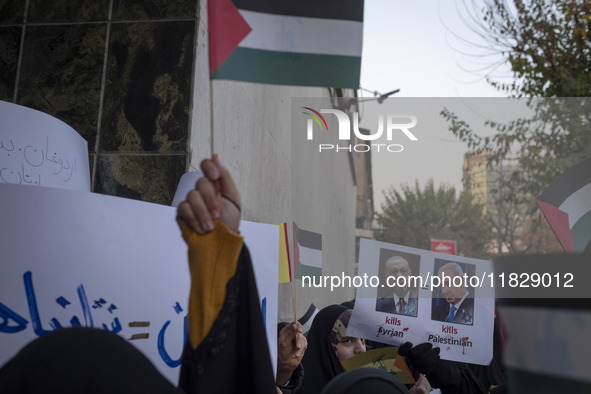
[461,0,591,97]
[478,164,563,254]
[450,0,591,191]
[443,98,591,199]
[441,1,591,254]
[376,180,492,259]
[442,98,588,254]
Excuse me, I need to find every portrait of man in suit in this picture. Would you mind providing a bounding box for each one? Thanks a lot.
[376,255,418,317]
[431,262,474,325]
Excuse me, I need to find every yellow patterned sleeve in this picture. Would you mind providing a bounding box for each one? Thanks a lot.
[181,220,244,349]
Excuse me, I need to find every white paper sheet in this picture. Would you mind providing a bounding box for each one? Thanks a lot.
[0,101,90,191]
[347,238,495,365]
[0,183,279,383]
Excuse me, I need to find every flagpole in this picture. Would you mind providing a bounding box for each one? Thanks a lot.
[209,79,214,155]
[288,224,298,323]
[291,237,298,323]
[207,0,214,156]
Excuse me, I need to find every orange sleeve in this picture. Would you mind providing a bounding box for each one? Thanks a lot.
[182,220,244,349]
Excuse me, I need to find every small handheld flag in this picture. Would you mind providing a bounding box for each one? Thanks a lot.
[208,0,364,88]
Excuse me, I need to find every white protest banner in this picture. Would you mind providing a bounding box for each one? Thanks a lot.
[0,183,278,383]
[347,238,494,365]
[0,101,90,191]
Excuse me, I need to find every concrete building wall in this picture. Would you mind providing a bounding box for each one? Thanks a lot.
[191,78,359,318]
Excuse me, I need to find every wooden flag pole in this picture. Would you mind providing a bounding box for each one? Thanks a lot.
[291,225,298,323]
[292,267,298,323]
[209,80,214,155]
[207,0,214,156]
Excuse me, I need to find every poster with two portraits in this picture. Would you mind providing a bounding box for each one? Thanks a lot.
[348,238,495,365]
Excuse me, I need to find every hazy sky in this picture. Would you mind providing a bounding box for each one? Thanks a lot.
[359,0,510,211]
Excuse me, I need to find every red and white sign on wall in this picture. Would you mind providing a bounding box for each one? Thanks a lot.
[430,239,457,255]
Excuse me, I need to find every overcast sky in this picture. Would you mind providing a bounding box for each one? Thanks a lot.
[359,0,510,211]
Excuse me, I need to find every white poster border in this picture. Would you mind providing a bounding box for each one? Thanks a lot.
[348,238,495,365]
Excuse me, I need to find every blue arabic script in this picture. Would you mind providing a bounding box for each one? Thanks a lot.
[1,271,186,368]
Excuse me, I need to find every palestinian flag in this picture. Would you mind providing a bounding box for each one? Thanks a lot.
[208,0,363,88]
[297,303,319,335]
[293,222,322,279]
[536,157,591,253]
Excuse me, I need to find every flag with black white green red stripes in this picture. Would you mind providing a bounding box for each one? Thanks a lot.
[293,222,322,279]
[536,157,591,253]
[208,0,364,88]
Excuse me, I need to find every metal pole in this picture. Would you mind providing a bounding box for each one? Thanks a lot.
[497,159,503,254]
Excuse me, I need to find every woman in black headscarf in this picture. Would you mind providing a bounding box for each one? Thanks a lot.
[299,305,362,394]
[300,304,430,394]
